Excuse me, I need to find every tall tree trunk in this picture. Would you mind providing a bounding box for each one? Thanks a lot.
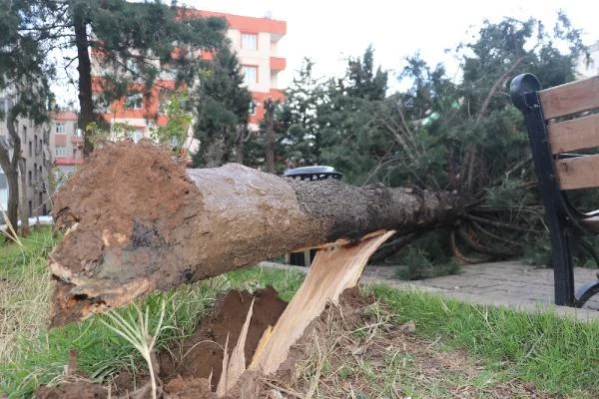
[47,141,462,326]
[42,126,55,207]
[264,99,275,173]
[0,110,22,237]
[4,168,19,234]
[73,5,94,158]
[234,125,245,164]
[18,158,30,236]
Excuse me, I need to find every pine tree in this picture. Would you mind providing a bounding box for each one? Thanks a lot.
[13,0,228,156]
[191,47,252,167]
[0,0,53,237]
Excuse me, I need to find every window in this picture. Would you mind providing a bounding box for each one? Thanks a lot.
[126,58,139,74]
[241,33,257,50]
[28,200,32,217]
[0,98,11,115]
[39,165,42,179]
[242,66,258,85]
[56,123,65,134]
[34,134,38,153]
[28,170,32,187]
[34,163,37,181]
[55,146,68,157]
[22,125,27,142]
[129,129,143,143]
[39,191,42,207]
[249,100,256,115]
[28,140,32,157]
[125,93,143,110]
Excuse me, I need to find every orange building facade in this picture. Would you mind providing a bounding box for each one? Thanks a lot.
[91,9,287,145]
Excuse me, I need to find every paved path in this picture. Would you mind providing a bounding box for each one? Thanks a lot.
[260,260,599,321]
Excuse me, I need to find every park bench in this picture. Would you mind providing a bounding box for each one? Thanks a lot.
[511,73,599,307]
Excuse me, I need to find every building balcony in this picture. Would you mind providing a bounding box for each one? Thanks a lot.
[71,135,84,147]
[270,57,286,72]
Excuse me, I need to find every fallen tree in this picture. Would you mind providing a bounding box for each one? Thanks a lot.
[48,140,461,326]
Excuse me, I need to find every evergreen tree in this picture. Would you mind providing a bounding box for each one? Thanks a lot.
[191,47,252,167]
[0,0,53,237]
[8,0,228,156]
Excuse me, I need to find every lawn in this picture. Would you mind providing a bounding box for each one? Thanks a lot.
[1,227,598,398]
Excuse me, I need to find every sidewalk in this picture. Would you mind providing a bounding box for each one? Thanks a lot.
[260,260,599,322]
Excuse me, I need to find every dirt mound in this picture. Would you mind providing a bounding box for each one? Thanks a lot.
[36,380,107,399]
[36,287,288,399]
[158,285,287,391]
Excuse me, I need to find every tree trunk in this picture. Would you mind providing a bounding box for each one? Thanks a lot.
[73,6,94,158]
[264,99,275,173]
[42,126,56,207]
[48,141,461,326]
[234,125,245,164]
[0,110,22,237]
[2,167,19,236]
[18,157,30,236]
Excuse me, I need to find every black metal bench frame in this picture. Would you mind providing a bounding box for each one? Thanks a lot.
[511,73,599,307]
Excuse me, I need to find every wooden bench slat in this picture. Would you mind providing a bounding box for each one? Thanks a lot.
[547,113,599,154]
[556,154,599,190]
[539,75,599,119]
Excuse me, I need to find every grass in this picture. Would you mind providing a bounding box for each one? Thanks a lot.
[1,227,599,397]
[368,284,599,397]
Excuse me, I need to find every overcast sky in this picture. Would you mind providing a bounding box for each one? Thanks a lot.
[183,0,599,88]
[53,1,599,106]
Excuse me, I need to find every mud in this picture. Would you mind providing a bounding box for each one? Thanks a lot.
[158,286,287,391]
[49,140,200,326]
[36,380,107,398]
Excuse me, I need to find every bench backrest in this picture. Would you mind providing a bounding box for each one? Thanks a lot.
[539,76,599,190]
[511,74,599,192]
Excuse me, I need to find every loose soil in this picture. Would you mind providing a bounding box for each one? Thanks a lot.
[37,286,552,399]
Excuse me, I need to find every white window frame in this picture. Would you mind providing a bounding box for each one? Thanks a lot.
[55,146,68,157]
[241,33,258,50]
[242,65,258,85]
[125,93,144,110]
[56,123,65,134]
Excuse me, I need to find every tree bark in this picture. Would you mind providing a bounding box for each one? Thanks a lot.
[234,125,245,164]
[42,125,56,207]
[264,99,275,173]
[18,157,30,235]
[48,141,461,326]
[0,110,22,236]
[73,5,94,158]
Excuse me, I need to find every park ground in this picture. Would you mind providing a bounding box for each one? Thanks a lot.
[1,227,599,398]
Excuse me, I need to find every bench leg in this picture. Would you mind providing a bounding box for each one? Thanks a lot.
[575,279,599,307]
[549,226,576,306]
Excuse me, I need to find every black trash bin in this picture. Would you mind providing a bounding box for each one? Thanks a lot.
[283,165,342,266]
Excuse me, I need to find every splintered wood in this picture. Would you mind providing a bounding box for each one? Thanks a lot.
[250,230,395,375]
[214,230,394,396]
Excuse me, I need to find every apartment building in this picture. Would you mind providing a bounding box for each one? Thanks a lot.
[49,111,84,175]
[91,8,286,143]
[0,95,51,218]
